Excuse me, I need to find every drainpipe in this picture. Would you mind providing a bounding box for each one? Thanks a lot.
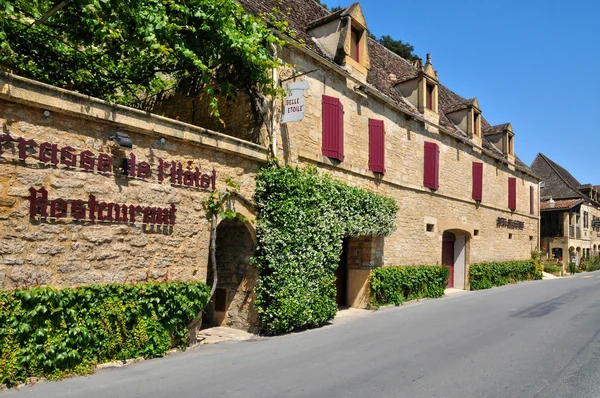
[270,43,278,160]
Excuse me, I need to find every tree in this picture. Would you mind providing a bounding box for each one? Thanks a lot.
[376,35,421,63]
[0,0,284,119]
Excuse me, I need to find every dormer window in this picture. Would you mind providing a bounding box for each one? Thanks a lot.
[473,112,480,137]
[508,134,514,155]
[350,27,361,62]
[426,83,435,111]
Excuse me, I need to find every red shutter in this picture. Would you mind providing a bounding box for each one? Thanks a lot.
[322,95,344,161]
[369,119,385,174]
[508,177,517,210]
[338,101,344,161]
[530,186,535,215]
[472,162,483,201]
[424,142,439,190]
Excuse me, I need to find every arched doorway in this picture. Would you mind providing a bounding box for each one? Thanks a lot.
[442,230,469,289]
[205,218,257,332]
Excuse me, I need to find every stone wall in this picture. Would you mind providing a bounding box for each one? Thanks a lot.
[0,73,267,290]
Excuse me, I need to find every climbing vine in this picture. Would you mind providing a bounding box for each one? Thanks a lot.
[0,281,210,387]
[253,165,398,335]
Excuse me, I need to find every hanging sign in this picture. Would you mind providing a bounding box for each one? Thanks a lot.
[281,81,309,123]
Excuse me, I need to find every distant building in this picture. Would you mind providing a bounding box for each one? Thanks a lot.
[531,153,600,268]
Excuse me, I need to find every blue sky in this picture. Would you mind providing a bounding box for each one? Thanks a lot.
[330,0,600,184]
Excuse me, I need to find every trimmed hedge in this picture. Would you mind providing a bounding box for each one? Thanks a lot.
[469,260,542,290]
[0,281,210,386]
[254,165,398,336]
[370,265,449,306]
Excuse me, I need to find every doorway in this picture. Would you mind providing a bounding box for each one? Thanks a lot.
[442,231,455,288]
[335,237,349,307]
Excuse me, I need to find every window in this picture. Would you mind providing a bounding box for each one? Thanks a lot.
[508,135,514,155]
[350,27,361,62]
[530,186,535,215]
[584,211,589,229]
[472,162,483,201]
[508,177,517,210]
[423,142,439,190]
[368,119,385,174]
[426,223,435,232]
[473,112,480,136]
[474,229,480,236]
[322,95,344,161]
[426,83,435,111]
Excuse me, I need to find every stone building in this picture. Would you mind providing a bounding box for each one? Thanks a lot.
[0,0,540,333]
[238,0,540,304]
[531,153,600,269]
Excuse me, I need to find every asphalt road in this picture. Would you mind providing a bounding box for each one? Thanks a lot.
[5,273,600,398]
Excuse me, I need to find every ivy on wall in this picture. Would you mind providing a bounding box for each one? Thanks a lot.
[469,260,541,290]
[253,165,398,335]
[0,281,210,387]
[369,265,449,306]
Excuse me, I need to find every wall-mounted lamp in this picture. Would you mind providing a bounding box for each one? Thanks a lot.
[159,137,166,144]
[549,197,555,209]
[110,131,133,149]
[42,110,51,117]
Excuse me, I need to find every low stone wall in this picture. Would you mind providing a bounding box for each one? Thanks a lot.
[0,73,267,290]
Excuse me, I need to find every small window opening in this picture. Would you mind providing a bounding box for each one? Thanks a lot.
[529,236,534,241]
[508,233,513,240]
[474,229,480,236]
[350,27,361,62]
[508,135,514,155]
[473,112,480,136]
[426,223,435,232]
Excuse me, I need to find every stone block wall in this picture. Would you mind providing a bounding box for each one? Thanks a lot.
[0,74,267,290]
[277,49,539,271]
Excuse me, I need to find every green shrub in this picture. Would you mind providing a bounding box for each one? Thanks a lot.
[254,165,398,336]
[369,266,449,306]
[469,260,541,290]
[0,281,210,387]
[543,264,562,274]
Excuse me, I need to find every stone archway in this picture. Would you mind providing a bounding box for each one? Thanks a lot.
[205,218,258,333]
[442,229,471,290]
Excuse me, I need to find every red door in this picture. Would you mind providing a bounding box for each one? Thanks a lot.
[442,233,455,288]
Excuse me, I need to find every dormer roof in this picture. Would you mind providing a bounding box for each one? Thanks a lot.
[445,98,480,114]
[484,123,511,136]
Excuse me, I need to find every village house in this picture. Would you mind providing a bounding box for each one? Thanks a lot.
[531,153,600,270]
[0,0,540,333]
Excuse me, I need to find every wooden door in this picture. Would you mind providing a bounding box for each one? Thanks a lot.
[442,233,455,288]
[335,238,349,306]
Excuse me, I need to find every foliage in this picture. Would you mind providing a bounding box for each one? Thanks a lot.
[202,177,247,223]
[543,264,561,274]
[583,255,600,272]
[369,266,448,306]
[0,281,210,387]
[469,260,542,290]
[0,0,283,118]
[253,165,398,335]
[377,35,421,63]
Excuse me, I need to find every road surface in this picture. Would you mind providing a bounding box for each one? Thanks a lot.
[4,273,600,397]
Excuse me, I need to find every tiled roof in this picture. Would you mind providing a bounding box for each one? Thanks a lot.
[540,198,583,211]
[444,98,478,114]
[531,153,586,200]
[239,0,533,174]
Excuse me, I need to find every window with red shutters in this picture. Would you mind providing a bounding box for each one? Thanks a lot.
[472,162,483,201]
[423,142,439,190]
[508,177,517,210]
[368,119,385,174]
[322,95,344,161]
[530,186,535,215]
